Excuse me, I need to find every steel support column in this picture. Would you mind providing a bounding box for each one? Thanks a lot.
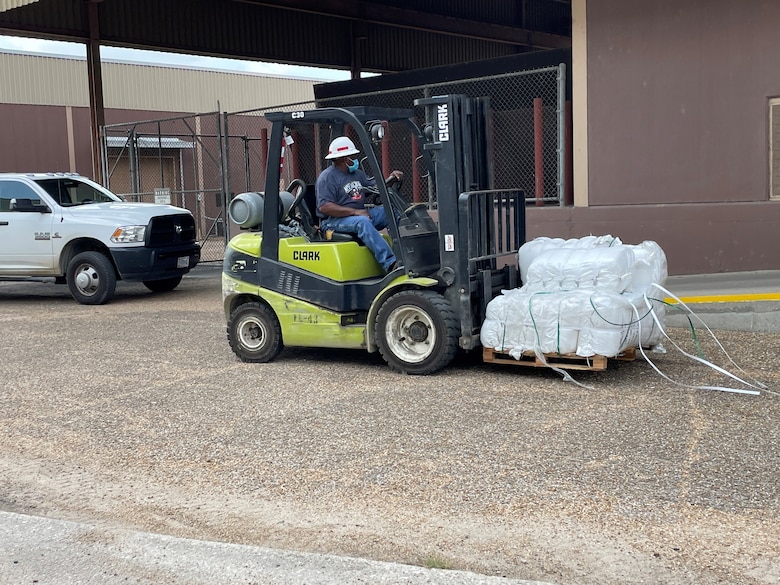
[84,0,106,184]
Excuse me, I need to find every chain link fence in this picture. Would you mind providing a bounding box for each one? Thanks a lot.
[317,65,568,206]
[225,64,568,209]
[101,64,568,263]
[101,112,226,263]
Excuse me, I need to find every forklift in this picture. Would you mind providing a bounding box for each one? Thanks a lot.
[222,94,525,374]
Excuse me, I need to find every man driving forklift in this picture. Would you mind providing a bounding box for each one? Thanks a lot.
[315,136,403,273]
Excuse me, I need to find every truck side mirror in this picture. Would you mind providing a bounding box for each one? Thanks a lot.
[10,198,50,213]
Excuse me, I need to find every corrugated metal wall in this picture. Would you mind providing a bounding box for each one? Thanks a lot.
[0,51,317,111]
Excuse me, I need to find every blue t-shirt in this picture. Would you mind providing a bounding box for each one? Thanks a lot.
[315,164,377,218]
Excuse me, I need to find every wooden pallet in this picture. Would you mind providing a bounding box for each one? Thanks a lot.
[483,346,637,372]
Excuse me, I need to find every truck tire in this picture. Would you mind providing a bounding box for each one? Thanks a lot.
[375,290,459,375]
[66,251,117,305]
[227,302,283,363]
[143,275,183,293]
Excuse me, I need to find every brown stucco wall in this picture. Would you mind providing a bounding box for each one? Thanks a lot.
[562,0,780,275]
[527,203,780,275]
[586,0,780,206]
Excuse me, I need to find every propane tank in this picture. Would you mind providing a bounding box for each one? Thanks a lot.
[228,191,295,229]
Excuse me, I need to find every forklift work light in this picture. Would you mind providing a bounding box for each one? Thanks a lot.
[368,122,385,142]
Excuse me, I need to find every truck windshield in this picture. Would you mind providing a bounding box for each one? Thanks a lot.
[35,178,118,206]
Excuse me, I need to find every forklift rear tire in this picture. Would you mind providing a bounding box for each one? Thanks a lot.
[375,290,459,375]
[227,302,283,363]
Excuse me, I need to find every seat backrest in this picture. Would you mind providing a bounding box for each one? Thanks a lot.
[289,184,320,240]
[290,183,359,244]
[303,185,320,222]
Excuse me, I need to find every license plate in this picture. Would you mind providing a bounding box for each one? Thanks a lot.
[177,256,189,268]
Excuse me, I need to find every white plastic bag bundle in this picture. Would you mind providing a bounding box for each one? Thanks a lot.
[625,240,668,295]
[481,235,669,360]
[517,234,623,284]
[482,289,634,357]
[576,291,635,357]
[524,246,635,293]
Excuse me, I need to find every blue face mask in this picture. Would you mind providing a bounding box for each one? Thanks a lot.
[347,158,359,173]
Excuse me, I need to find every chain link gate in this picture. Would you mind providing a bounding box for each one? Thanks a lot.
[101,112,227,264]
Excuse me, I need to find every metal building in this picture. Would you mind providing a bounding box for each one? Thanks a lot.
[0,50,317,174]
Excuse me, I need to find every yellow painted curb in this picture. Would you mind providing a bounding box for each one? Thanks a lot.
[665,293,780,304]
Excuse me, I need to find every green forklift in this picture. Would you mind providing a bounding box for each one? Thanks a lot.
[222,94,525,374]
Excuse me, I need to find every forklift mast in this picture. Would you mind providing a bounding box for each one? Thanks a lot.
[415,95,526,349]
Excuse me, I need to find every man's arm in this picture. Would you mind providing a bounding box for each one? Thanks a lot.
[385,170,404,184]
[319,201,369,217]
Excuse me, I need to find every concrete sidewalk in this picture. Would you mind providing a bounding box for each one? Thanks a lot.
[0,511,550,585]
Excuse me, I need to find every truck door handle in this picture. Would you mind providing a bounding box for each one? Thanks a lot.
[0,221,8,226]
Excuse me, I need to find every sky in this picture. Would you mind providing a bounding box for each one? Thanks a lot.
[0,34,352,81]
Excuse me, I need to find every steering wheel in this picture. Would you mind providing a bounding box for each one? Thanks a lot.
[385,174,403,191]
[385,175,423,219]
[285,178,308,221]
[403,202,428,217]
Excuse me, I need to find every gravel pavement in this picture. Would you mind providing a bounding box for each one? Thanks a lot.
[0,265,778,585]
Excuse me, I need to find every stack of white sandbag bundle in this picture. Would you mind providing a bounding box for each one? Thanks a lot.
[480,235,668,359]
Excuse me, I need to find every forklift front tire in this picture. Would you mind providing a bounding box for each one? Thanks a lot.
[227,302,283,363]
[375,290,459,375]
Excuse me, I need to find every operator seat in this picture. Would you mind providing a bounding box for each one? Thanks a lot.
[293,184,353,243]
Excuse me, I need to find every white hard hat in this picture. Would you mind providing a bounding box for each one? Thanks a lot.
[325,136,360,160]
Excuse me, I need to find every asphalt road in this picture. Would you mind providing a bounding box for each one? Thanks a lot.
[0,265,778,585]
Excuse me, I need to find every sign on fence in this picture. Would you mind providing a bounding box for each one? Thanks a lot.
[154,187,171,205]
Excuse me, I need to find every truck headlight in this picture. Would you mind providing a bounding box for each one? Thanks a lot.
[111,225,146,243]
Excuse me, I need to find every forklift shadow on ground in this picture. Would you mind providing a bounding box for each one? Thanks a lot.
[222,94,525,375]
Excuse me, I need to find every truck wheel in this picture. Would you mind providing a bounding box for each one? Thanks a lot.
[375,290,459,375]
[227,302,283,363]
[66,251,117,305]
[143,276,183,292]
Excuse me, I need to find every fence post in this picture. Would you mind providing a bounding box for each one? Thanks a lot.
[260,127,269,184]
[533,97,544,206]
[99,127,109,190]
[557,63,566,207]
[218,111,230,242]
[565,99,573,206]
[129,130,140,199]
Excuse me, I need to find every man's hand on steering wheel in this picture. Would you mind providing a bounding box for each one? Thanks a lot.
[385,170,404,187]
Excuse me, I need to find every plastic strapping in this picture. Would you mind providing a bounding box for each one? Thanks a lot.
[638,284,768,395]
[529,291,593,389]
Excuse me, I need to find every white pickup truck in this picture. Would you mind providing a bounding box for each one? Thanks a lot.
[0,172,201,304]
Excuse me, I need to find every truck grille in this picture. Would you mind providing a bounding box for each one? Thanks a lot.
[147,214,197,247]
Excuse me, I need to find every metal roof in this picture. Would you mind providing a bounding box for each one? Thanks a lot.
[105,136,194,150]
[0,0,571,75]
